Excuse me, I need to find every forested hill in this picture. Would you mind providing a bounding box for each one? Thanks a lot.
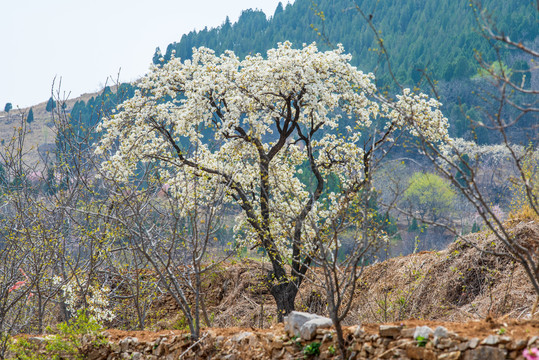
[154,0,537,143]
[156,0,535,85]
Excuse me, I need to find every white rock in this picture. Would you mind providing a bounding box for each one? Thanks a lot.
[434,326,448,339]
[300,318,333,341]
[285,311,326,337]
[413,326,433,340]
[232,331,254,344]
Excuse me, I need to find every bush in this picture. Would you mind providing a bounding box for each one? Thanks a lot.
[9,310,107,360]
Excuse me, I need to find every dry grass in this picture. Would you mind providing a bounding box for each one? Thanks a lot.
[0,89,109,167]
[144,220,538,330]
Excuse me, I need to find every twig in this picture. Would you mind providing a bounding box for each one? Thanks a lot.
[375,340,413,359]
[179,333,208,359]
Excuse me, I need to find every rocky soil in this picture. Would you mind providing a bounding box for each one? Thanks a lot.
[150,220,539,330]
[7,220,539,359]
[14,316,539,359]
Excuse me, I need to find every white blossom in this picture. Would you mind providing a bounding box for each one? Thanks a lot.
[96,42,450,261]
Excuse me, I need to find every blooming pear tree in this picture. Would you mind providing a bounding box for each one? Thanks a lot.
[96,42,449,318]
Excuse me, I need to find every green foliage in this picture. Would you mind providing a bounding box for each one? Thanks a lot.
[4,102,12,113]
[416,335,427,347]
[9,310,107,360]
[404,172,456,222]
[473,61,512,80]
[26,108,34,124]
[303,341,321,357]
[151,0,536,144]
[46,97,56,112]
[158,0,535,88]
[471,222,481,233]
[408,217,419,232]
[328,344,336,355]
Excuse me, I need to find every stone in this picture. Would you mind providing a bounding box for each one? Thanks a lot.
[284,311,332,340]
[316,328,329,335]
[468,338,479,349]
[351,341,362,351]
[434,326,449,339]
[153,342,167,357]
[109,342,121,353]
[300,318,333,341]
[481,335,501,346]
[363,343,374,354]
[405,345,437,360]
[131,352,142,360]
[413,326,433,340]
[438,351,461,360]
[119,337,138,352]
[463,346,507,360]
[321,333,333,343]
[500,336,511,343]
[448,331,463,340]
[232,331,254,344]
[284,311,320,336]
[436,338,457,350]
[401,327,417,338]
[391,348,407,358]
[507,339,527,351]
[458,341,469,351]
[528,336,539,347]
[87,347,110,360]
[379,324,403,338]
[352,325,364,338]
[509,350,520,359]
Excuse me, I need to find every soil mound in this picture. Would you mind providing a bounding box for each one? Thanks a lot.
[152,221,539,329]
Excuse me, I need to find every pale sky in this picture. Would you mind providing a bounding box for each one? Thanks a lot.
[1,0,291,109]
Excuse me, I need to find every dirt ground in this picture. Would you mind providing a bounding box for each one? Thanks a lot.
[141,220,538,332]
[101,220,539,345]
[103,317,539,343]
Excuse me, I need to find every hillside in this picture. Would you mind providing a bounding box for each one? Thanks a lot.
[2,0,536,165]
[160,0,536,84]
[157,0,537,142]
[6,220,539,359]
[0,87,126,166]
[128,220,539,331]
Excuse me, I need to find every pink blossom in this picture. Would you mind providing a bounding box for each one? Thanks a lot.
[8,268,30,292]
[8,280,26,292]
[523,348,539,360]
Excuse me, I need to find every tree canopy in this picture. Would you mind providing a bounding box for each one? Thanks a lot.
[97,42,450,316]
[403,172,456,223]
[46,97,56,112]
[26,108,34,123]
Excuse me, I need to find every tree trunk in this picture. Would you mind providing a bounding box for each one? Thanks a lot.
[270,281,298,322]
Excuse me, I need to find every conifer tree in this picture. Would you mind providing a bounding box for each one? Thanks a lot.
[26,108,34,124]
[46,97,56,112]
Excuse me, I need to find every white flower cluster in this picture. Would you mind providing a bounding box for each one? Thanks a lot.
[96,42,450,259]
[449,137,529,164]
[54,276,115,323]
[387,88,451,146]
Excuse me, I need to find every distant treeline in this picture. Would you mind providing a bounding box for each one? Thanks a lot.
[153,0,536,144]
